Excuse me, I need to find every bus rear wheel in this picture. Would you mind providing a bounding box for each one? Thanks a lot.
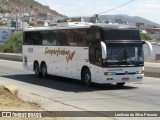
[41,63,48,78]
[34,63,41,77]
[82,69,92,87]
[116,82,125,86]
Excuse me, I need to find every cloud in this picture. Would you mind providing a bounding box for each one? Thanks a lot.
[125,0,160,23]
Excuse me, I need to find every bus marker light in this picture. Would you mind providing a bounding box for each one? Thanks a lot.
[136,70,144,74]
[104,72,116,76]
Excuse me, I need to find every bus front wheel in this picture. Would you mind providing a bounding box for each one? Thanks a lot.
[41,63,48,78]
[82,69,92,87]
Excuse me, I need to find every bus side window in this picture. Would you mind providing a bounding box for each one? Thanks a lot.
[57,31,68,46]
[95,31,101,42]
[87,29,100,43]
[68,32,77,46]
[48,31,57,46]
[76,29,87,46]
[42,31,48,45]
[31,31,42,45]
[24,32,34,45]
[86,30,92,45]
[24,32,29,45]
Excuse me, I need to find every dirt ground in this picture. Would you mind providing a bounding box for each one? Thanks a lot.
[0,86,40,111]
[0,86,109,120]
[0,86,65,120]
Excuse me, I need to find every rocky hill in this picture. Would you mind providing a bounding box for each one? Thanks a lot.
[99,14,160,26]
[0,0,62,16]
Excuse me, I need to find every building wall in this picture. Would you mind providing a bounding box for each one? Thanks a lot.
[144,45,160,60]
[149,34,160,39]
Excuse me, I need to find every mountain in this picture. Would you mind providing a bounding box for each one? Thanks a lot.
[0,0,62,16]
[99,14,160,26]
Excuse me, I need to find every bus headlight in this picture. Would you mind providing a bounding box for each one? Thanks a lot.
[136,70,144,74]
[104,72,116,76]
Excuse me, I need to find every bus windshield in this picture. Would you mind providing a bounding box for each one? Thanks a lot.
[106,43,144,67]
[101,30,141,40]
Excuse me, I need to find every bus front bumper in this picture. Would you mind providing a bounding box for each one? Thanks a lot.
[95,74,144,84]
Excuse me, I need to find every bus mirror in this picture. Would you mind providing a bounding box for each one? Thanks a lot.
[101,42,107,59]
[145,41,153,56]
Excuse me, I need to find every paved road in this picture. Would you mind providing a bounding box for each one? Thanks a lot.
[0,59,160,120]
[145,62,160,67]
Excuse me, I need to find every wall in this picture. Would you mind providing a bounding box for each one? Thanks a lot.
[149,34,160,39]
[144,44,160,60]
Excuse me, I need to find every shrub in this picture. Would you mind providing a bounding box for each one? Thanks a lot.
[141,33,152,40]
[2,32,22,53]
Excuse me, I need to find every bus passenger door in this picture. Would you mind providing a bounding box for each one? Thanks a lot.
[88,29,102,66]
[88,29,102,82]
[89,43,102,64]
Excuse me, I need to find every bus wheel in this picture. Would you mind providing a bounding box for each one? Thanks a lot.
[41,63,48,78]
[34,63,41,77]
[83,69,92,87]
[117,82,125,86]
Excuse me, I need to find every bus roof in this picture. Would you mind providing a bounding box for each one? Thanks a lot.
[91,23,138,30]
[23,23,138,32]
[23,25,91,32]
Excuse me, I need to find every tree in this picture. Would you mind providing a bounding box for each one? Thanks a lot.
[140,33,152,40]
[2,32,22,53]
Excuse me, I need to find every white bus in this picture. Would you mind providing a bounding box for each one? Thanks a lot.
[23,22,152,86]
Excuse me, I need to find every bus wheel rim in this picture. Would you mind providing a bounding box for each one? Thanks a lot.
[42,67,46,76]
[85,74,90,82]
[35,68,38,75]
[35,65,39,75]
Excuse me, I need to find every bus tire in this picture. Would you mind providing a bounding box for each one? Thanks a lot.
[34,62,41,77]
[116,82,125,86]
[41,63,48,78]
[82,69,92,87]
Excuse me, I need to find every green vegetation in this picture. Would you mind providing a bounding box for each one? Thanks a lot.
[1,0,10,3]
[141,33,152,40]
[0,7,11,13]
[2,32,22,53]
[0,21,7,25]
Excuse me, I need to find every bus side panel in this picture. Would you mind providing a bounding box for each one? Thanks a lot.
[23,45,54,74]
[23,45,34,71]
[65,47,89,80]
[48,46,89,80]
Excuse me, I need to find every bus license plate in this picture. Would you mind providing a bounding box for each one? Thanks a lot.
[122,78,129,81]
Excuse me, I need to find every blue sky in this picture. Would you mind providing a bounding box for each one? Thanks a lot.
[35,0,160,24]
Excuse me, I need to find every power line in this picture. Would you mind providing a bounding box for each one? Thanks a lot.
[97,0,135,15]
